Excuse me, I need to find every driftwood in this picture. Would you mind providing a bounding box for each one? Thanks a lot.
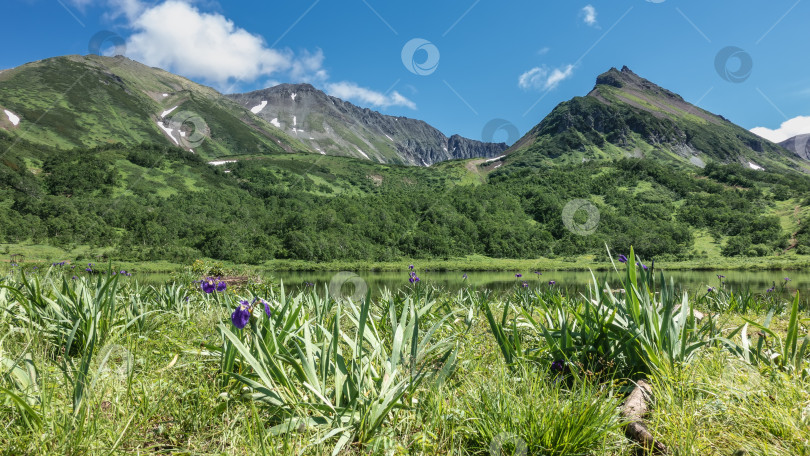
[621,380,668,454]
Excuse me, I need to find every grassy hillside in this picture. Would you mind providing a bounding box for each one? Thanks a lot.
[0,55,310,160]
[2,126,810,266]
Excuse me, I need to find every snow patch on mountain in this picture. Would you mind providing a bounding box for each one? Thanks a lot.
[250,100,267,114]
[4,110,20,126]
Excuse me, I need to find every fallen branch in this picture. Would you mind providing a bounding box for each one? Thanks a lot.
[621,379,668,454]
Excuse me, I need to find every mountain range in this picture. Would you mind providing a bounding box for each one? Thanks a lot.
[1,55,810,264]
[2,56,808,171]
[0,55,504,166]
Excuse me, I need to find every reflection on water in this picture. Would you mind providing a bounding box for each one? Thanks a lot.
[131,268,809,298]
[270,269,810,298]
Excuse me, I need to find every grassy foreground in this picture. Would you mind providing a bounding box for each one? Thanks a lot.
[1,254,810,455]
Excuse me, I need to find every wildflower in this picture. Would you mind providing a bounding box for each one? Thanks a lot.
[462,273,468,280]
[785,277,791,282]
[515,273,522,278]
[201,278,216,293]
[71,276,77,280]
[551,360,565,372]
[766,287,775,293]
[88,263,94,267]
[11,263,17,267]
[216,281,227,292]
[231,300,251,329]
[85,268,92,273]
[409,274,420,283]
[522,281,529,288]
[717,275,725,280]
[708,287,716,293]
[261,299,272,318]
[549,280,556,286]
[636,262,648,270]
[408,265,414,270]
[120,270,127,275]
[534,271,542,275]
[617,254,628,264]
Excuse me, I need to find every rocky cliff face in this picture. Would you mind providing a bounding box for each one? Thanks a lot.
[780,134,810,161]
[227,84,507,166]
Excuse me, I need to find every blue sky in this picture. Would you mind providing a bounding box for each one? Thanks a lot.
[4,0,810,144]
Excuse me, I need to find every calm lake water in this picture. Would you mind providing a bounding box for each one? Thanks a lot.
[268,269,810,299]
[131,268,810,298]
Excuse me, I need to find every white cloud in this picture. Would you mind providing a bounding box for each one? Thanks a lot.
[751,116,810,143]
[581,5,598,27]
[74,0,414,109]
[125,1,296,85]
[518,65,574,91]
[325,82,416,109]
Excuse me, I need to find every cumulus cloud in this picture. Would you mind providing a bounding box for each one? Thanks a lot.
[325,82,416,109]
[751,116,810,143]
[125,1,296,85]
[72,0,415,109]
[581,5,598,27]
[518,65,574,91]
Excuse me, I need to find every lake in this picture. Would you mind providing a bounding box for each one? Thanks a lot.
[269,269,810,299]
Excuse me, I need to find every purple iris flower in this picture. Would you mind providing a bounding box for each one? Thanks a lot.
[534,271,542,275]
[71,276,78,280]
[549,280,556,286]
[216,281,227,292]
[785,277,791,282]
[636,262,648,270]
[201,279,216,294]
[522,281,529,288]
[409,275,420,283]
[462,273,468,280]
[408,265,414,270]
[262,299,272,318]
[551,360,565,372]
[708,287,716,293]
[515,273,522,278]
[85,268,92,273]
[617,254,628,264]
[231,301,251,329]
[717,275,725,280]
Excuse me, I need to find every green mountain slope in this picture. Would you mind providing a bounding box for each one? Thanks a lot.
[507,66,805,172]
[1,64,810,265]
[0,55,309,159]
